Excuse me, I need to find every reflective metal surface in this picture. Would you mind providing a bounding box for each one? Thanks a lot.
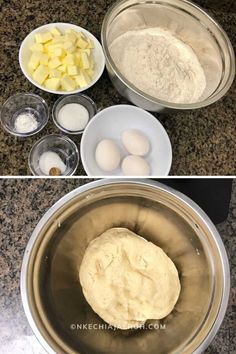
[21,179,230,354]
[101,0,235,112]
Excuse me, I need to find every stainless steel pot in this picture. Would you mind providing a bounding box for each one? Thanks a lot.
[21,179,230,354]
[101,0,235,112]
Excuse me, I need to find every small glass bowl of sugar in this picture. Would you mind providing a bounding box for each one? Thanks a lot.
[0,93,49,137]
[52,94,97,135]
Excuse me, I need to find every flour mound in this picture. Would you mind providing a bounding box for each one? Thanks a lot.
[79,227,181,330]
[110,28,206,104]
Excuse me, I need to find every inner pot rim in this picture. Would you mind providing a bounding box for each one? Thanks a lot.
[20,179,230,354]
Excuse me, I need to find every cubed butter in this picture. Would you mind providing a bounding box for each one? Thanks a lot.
[28,66,35,75]
[47,44,56,53]
[50,27,61,37]
[77,37,88,49]
[89,56,94,69]
[58,65,67,73]
[61,76,76,91]
[67,65,78,76]
[74,70,90,88]
[87,39,94,49]
[51,36,64,44]
[86,68,94,79]
[78,61,83,69]
[66,46,76,54]
[48,57,61,69]
[29,27,95,91]
[49,42,64,50]
[65,29,78,35]
[43,41,53,53]
[44,78,61,90]
[49,69,61,78]
[63,54,75,65]
[35,32,53,44]
[28,52,41,70]
[33,65,50,84]
[53,48,64,57]
[39,53,49,65]
[81,52,90,69]
[77,31,85,39]
[65,32,77,44]
[30,43,44,52]
[74,53,81,66]
[81,49,91,56]
[64,41,74,50]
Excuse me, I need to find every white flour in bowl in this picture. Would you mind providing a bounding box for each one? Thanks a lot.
[109,28,206,104]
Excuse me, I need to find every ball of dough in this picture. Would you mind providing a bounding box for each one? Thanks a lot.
[95,139,120,172]
[79,227,181,330]
[122,155,151,176]
[122,129,150,156]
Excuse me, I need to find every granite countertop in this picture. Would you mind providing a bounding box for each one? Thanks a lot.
[0,178,235,354]
[0,0,235,176]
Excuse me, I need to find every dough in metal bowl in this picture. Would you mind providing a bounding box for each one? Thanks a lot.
[79,227,181,330]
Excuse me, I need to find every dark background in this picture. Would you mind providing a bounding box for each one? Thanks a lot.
[157,178,233,224]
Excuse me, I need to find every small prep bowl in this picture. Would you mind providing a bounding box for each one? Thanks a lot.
[19,23,105,95]
[0,93,48,137]
[29,134,79,176]
[52,94,97,134]
[81,104,172,176]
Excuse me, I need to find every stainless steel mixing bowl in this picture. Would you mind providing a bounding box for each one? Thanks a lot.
[101,0,235,112]
[21,179,230,354]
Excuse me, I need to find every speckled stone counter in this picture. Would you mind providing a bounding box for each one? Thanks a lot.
[0,0,235,176]
[0,178,235,353]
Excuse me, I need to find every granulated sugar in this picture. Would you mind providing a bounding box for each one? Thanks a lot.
[110,28,206,103]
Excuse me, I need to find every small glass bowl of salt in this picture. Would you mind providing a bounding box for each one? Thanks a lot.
[52,94,97,135]
[0,93,49,137]
[28,134,79,176]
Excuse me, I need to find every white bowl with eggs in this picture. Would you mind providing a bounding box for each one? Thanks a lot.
[19,23,105,94]
[80,104,172,176]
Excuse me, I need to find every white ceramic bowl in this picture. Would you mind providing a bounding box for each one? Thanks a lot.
[81,105,172,176]
[19,23,105,94]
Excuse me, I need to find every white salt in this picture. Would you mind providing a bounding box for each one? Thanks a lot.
[39,151,66,175]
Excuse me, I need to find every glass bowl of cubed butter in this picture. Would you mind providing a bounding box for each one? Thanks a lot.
[19,23,105,94]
